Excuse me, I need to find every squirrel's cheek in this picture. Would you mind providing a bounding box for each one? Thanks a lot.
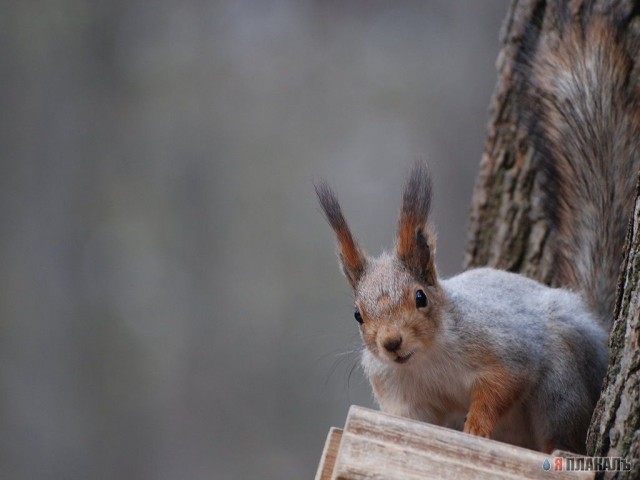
[360,328,378,350]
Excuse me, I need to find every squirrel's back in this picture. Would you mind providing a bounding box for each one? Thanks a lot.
[524,13,640,326]
[442,267,606,360]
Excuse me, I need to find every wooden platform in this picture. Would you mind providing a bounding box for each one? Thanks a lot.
[316,406,593,479]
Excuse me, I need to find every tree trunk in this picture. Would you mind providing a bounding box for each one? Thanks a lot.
[465,0,556,283]
[587,179,640,478]
[466,0,640,476]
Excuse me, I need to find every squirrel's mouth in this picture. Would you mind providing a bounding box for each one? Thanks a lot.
[394,351,414,364]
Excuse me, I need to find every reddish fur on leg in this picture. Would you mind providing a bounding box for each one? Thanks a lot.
[463,364,522,439]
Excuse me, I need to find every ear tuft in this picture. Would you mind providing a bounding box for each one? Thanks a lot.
[315,181,366,289]
[396,162,438,285]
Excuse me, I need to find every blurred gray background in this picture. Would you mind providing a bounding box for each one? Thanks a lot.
[0,1,508,479]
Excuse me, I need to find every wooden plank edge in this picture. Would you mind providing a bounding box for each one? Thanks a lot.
[339,406,594,479]
[314,427,343,480]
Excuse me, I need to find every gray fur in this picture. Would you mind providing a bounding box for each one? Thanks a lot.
[356,253,412,316]
[442,268,608,451]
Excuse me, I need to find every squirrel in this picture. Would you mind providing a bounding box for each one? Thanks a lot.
[316,13,640,455]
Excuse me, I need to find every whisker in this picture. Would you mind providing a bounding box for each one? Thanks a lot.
[322,346,360,387]
[345,359,362,403]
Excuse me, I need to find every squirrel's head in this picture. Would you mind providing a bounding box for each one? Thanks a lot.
[316,163,443,366]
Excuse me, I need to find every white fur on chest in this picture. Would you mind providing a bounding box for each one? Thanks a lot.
[361,344,474,426]
[361,346,535,448]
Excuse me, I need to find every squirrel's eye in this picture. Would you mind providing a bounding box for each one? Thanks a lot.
[415,289,428,309]
[354,309,363,324]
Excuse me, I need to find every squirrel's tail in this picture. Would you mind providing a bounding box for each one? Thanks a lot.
[524,14,640,328]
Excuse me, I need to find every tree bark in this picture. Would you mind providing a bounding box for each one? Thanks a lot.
[465,0,556,283]
[587,179,640,478]
[466,0,640,476]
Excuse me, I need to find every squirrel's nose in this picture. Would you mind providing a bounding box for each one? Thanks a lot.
[383,337,402,353]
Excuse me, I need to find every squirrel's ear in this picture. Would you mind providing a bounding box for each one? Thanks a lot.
[315,182,366,289]
[396,162,438,285]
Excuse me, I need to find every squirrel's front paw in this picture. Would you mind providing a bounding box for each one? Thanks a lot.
[463,416,493,438]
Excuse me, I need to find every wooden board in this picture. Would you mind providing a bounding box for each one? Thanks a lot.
[315,428,343,480]
[322,406,593,480]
